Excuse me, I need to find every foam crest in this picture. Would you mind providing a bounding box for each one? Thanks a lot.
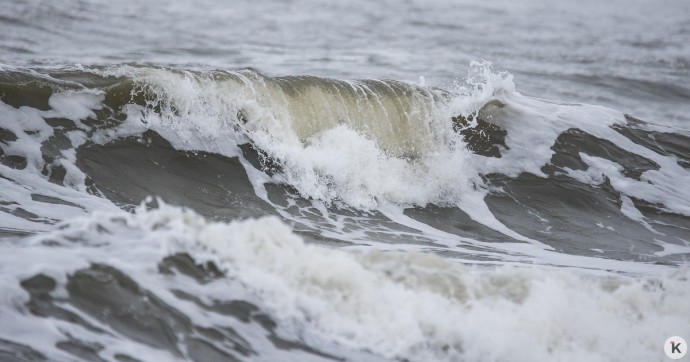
[118,66,522,237]
[113,63,690,249]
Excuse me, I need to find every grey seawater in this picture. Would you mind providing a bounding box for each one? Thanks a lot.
[2,0,689,127]
[1,1,690,361]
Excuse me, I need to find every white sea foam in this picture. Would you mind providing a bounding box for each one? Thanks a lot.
[1,64,689,361]
[0,92,118,233]
[89,63,690,268]
[1,205,686,362]
[112,65,525,242]
[174,207,690,362]
[3,62,688,269]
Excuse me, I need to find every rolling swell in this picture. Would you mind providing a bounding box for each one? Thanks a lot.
[1,66,690,260]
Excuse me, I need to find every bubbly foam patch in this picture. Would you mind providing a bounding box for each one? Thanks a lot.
[2,205,686,362]
[453,62,690,230]
[175,206,688,362]
[0,91,118,232]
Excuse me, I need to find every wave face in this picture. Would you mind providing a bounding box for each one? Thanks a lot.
[1,63,690,361]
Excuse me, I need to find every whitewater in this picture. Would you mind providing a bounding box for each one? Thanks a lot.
[1,0,690,361]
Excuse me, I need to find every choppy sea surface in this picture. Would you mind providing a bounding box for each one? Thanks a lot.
[1,0,689,361]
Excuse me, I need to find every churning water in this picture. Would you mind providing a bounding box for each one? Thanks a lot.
[1,0,689,361]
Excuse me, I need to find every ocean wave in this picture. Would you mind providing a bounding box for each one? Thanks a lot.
[1,204,687,361]
[1,63,690,267]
